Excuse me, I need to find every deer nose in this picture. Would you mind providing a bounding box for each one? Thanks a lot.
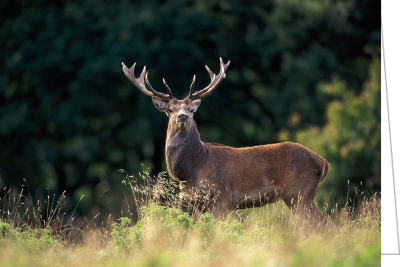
[178,114,188,122]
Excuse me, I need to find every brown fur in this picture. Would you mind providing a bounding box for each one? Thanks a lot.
[159,98,329,224]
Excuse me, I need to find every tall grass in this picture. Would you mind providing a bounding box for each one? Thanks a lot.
[0,169,381,267]
[0,179,96,246]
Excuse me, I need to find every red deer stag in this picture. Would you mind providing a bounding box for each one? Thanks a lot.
[122,58,329,224]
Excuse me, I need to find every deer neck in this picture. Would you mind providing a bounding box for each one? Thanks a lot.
[165,120,207,182]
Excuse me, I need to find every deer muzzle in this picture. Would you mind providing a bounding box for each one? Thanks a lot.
[178,114,188,122]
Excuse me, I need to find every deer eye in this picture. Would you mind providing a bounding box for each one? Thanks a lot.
[168,109,173,113]
[190,109,194,113]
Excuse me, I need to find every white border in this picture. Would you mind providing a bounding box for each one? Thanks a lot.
[381,0,400,255]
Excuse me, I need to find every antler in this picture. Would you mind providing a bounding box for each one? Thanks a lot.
[187,57,230,100]
[122,62,173,101]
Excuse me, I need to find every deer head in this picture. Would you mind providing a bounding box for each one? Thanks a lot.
[122,58,230,134]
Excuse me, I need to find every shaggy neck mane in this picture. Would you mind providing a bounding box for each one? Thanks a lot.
[165,120,208,182]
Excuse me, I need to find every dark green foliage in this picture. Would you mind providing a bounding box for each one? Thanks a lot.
[0,0,380,218]
[0,221,62,251]
[0,221,13,238]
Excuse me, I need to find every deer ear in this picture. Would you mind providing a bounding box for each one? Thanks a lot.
[152,96,169,112]
[192,99,201,113]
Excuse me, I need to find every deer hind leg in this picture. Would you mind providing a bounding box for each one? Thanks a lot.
[307,200,328,226]
[282,194,327,227]
[282,174,327,227]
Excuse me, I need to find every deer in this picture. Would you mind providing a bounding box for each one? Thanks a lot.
[122,58,329,225]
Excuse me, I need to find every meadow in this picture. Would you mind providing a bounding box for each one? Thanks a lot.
[0,170,381,267]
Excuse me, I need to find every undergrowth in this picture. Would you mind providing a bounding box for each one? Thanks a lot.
[0,168,381,267]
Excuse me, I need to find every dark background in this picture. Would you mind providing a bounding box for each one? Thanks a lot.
[1,0,380,221]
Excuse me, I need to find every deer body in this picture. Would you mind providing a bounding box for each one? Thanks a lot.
[165,110,329,215]
[122,58,329,223]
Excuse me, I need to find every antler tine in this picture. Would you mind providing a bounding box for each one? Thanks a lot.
[145,73,173,100]
[122,62,153,97]
[188,75,196,98]
[162,79,173,98]
[189,57,230,100]
[186,66,215,99]
[205,65,214,79]
[121,61,173,101]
